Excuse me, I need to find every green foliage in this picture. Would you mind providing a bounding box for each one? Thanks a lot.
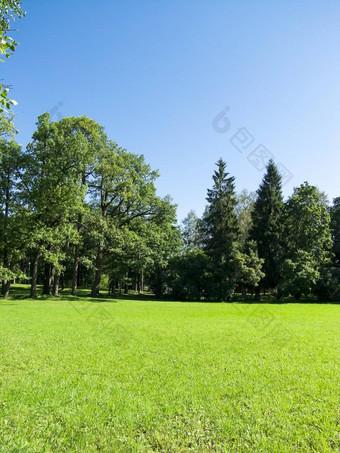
[22,113,105,295]
[181,209,201,251]
[0,139,26,295]
[284,182,333,265]
[0,110,338,301]
[0,264,25,280]
[279,183,333,298]
[166,166,263,301]
[201,159,240,300]
[315,265,340,301]
[141,197,181,297]
[167,249,211,300]
[279,250,320,298]
[250,159,284,289]
[235,240,265,291]
[0,111,16,141]
[330,197,340,265]
[235,189,255,250]
[0,0,25,111]
[88,139,174,295]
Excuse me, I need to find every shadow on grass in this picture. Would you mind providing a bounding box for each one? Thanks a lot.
[4,284,340,305]
[6,285,158,304]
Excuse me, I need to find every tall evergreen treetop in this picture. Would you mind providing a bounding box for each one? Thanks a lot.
[204,158,238,250]
[202,158,239,300]
[250,159,284,289]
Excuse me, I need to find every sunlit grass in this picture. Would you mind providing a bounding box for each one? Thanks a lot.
[0,286,339,451]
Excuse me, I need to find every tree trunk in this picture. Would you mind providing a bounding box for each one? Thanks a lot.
[71,243,80,296]
[2,280,10,299]
[30,247,40,298]
[295,291,301,301]
[43,263,52,295]
[1,257,9,299]
[254,287,261,301]
[2,182,10,298]
[53,274,60,297]
[124,271,129,294]
[91,246,103,297]
[2,195,11,299]
[242,287,247,301]
[60,273,65,290]
[72,180,84,295]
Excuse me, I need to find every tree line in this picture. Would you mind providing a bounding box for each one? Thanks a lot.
[1,113,340,301]
[166,159,340,301]
[0,113,180,298]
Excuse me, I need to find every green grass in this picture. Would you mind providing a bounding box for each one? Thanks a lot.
[0,287,339,452]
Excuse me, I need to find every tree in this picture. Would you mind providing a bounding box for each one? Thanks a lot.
[23,113,101,297]
[314,266,340,301]
[0,138,25,297]
[88,142,164,297]
[330,197,340,266]
[166,249,210,300]
[201,158,239,300]
[65,117,105,295]
[103,196,180,296]
[280,182,333,298]
[235,240,264,298]
[143,196,181,297]
[279,250,320,299]
[250,159,284,294]
[284,183,332,264]
[0,111,16,143]
[181,210,201,252]
[235,189,256,250]
[0,0,25,111]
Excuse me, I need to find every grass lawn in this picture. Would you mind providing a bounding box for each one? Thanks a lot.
[0,287,339,452]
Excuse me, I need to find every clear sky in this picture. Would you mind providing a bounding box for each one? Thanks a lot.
[3,0,340,221]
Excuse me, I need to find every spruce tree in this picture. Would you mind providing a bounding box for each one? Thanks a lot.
[250,159,284,292]
[202,158,239,300]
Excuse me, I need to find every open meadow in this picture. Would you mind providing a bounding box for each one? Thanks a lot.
[0,287,339,452]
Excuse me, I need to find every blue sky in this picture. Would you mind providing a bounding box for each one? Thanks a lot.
[4,0,340,221]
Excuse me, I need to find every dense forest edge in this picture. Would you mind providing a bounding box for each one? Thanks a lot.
[1,114,340,303]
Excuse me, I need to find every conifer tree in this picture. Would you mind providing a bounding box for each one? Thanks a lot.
[330,197,340,266]
[250,159,284,293]
[202,158,239,300]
